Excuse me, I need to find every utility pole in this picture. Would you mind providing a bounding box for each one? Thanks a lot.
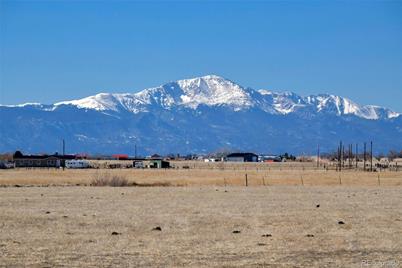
[370,141,373,172]
[135,144,137,159]
[336,145,339,172]
[364,142,367,171]
[350,144,353,168]
[62,139,66,171]
[339,141,342,172]
[349,143,353,168]
[342,145,345,168]
[355,143,358,169]
[317,144,320,168]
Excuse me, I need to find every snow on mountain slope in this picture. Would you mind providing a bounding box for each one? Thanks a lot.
[2,75,402,155]
[258,90,306,114]
[177,75,253,110]
[3,75,400,120]
[55,93,120,111]
[52,75,254,113]
[3,102,44,108]
[258,89,400,120]
[303,94,398,120]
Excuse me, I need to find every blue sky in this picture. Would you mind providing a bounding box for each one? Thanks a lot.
[1,1,401,111]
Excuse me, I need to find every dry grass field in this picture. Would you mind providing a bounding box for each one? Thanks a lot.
[0,165,401,187]
[1,186,401,267]
[1,163,401,267]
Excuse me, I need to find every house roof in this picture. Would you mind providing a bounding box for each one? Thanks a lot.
[13,151,75,160]
[226,153,258,158]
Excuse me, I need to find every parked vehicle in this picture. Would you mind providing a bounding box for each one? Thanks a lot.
[0,161,15,169]
[65,160,90,169]
[133,161,144,169]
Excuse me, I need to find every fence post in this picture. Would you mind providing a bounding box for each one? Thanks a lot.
[245,173,248,187]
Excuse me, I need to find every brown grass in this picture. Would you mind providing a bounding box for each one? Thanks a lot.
[1,186,402,267]
[91,172,129,187]
[0,161,401,187]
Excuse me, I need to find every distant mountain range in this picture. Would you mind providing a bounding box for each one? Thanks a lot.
[1,75,401,155]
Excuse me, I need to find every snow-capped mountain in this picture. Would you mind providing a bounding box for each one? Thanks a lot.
[1,75,401,154]
[52,75,254,112]
[41,74,399,119]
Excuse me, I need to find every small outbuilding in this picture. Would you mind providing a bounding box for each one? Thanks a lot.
[149,159,170,169]
[390,158,402,170]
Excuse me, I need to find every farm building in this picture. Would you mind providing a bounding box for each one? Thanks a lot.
[112,154,129,160]
[13,151,75,168]
[390,158,402,169]
[150,154,162,159]
[14,155,61,168]
[355,157,380,170]
[378,158,390,168]
[226,153,258,162]
[148,159,170,168]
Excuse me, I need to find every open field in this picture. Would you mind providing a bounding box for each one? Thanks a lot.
[1,163,401,266]
[1,186,401,267]
[0,166,402,187]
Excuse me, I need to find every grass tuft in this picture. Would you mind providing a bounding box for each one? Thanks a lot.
[91,172,128,187]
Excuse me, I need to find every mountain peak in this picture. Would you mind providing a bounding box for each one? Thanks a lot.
[176,74,235,87]
[199,74,226,80]
[175,75,253,110]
